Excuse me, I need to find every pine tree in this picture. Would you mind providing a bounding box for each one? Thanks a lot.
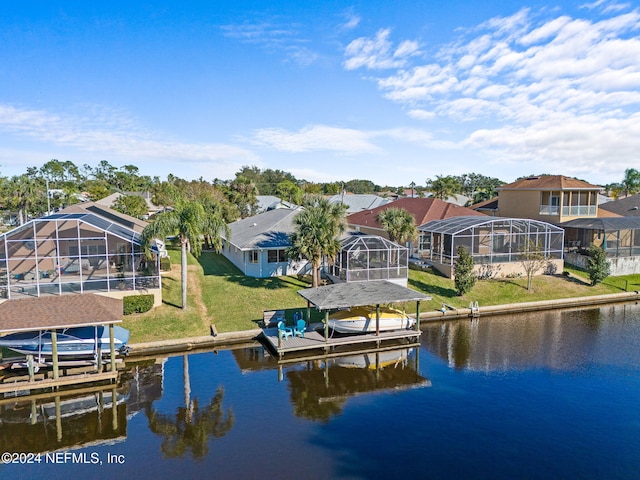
[587,245,610,286]
[454,246,475,296]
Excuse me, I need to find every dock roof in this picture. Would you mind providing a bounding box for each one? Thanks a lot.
[297,280,431,311]
[0,294,123,333]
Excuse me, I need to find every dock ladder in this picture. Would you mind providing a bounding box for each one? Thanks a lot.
[469,301,480,318]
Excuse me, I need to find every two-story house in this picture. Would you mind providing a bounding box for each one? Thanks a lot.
[492,175,600,223]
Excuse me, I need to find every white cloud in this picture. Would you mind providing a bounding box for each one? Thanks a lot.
[251,124,381,153]
[344,29,420,70]
[220,21,318,66]
[0,103,257,166]
[344,6,640,178]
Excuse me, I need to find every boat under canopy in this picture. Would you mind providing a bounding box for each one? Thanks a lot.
[328,306,414,334]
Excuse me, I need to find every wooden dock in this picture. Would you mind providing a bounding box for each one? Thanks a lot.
[261,325,421,358]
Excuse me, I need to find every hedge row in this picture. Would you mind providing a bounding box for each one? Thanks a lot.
[123,294,155,315]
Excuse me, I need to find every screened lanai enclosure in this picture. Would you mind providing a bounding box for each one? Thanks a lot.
[330,235,408,286]
[417,216,564,278]
[562,217,640,275]
[0,213,160,300]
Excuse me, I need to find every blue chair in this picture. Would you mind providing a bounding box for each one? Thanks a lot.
[293,319,306,338]
[277,321,293,341]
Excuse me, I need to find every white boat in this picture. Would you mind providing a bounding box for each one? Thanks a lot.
[328,306,415,334]
[0,326,130,358]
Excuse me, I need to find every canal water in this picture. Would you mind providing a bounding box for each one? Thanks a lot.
[1,303,639,480]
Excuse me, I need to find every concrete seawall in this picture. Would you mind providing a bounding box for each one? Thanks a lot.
[126,291,640,357]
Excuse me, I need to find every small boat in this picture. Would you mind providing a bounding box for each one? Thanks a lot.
[328,306,415,334]
[0,326,130,358]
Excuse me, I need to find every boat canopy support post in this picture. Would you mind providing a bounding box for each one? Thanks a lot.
[51,329,59,382]
[324,310,329,343]
[375,304,380,337]
[416,301,421,331]
[109,324,116,374]
[306,300,311,324]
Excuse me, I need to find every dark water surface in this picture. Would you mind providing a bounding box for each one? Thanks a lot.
[1,303,639,479]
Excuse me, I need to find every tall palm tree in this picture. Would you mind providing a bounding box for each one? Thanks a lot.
[141,201,230,309]
[287,196,347,287]
[377,208,417,245]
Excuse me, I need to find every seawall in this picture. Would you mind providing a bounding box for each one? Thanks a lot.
[126,291,640,357]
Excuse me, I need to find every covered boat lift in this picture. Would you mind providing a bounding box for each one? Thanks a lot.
[0,294,124,394]
[261,280,431,358]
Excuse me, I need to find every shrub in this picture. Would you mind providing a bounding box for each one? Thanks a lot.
[123,294,155,315]
[586,245,610,286]
[453,246,475,296]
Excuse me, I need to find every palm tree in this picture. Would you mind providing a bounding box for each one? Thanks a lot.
[287,196,347,287]
[141,201,229,309]
[377,208,417,245]
[427,175,462,201]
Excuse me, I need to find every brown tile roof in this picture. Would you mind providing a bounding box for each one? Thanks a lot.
[0,294,123,333]
[347,197,485,230]
[498,175,600,191]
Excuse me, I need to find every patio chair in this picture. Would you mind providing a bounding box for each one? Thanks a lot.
[277,321,293,341]
[293,319,306,338]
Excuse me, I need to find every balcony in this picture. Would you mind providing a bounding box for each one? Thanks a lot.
[539,205,560,215]
[562,205,597,216]
[540,205,596,216]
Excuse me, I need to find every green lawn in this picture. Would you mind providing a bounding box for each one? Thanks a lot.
[124,251,640,343]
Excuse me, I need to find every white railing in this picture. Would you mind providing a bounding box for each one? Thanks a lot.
[561,206,597,216]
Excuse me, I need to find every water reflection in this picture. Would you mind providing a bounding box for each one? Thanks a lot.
[421,306,625,371]
[285,348,429,421]
[145,354,234,459]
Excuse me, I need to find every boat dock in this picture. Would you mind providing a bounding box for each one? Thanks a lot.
[261,325,421,358]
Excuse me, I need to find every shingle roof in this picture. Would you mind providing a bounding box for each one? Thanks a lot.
[0,294,123,333]
[347,197,484,230]
[60,201,148,233]
[498,175,600,191]
[599,194,640,217]
[326,194,391,213]
[225,207,303,249]
[297,280,430,310]
[561,217,640,231]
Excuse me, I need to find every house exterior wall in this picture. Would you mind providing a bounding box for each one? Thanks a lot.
[222,243,309,278]
[498,190,544,220]
[565,253,640,276]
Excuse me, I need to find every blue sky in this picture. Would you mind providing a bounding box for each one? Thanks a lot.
[1,0,639,187]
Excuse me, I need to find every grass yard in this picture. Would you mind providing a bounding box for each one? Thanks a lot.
[124,250,640,343]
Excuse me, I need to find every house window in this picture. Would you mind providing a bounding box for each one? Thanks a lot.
[267,249,287,263]
[249,250,259,264]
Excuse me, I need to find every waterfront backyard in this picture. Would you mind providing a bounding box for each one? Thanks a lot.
[123,250,640,343]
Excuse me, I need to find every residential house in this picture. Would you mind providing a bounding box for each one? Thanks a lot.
[347,197,485,254]
[255,195,296,213]
[221,207,308,278]
[0,206,161,305]
[481,175,601,223]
